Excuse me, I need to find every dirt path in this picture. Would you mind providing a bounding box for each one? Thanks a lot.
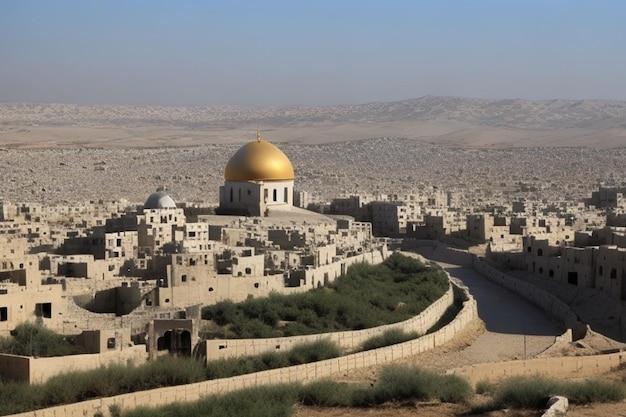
[296,261,626,417]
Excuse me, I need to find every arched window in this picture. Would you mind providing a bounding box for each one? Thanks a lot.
[537,248,543,257]
[273,189,277,201]
[284,187,288,202]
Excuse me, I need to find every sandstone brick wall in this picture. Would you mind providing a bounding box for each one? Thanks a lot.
[0,345,147,384]
[472,257,584,335]
[6,281,477,417]
[449,351,626,385]
[205,282,455,360]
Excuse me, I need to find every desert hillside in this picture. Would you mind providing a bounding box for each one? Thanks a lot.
[1,96,625,149]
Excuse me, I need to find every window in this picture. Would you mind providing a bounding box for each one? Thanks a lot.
[107,337,116,349]
[254,282,259,288]
[0,307,7,322]
[208,287,214,292]
[181,274,187,283]
[273,189,277,201]
[537,249,543,257]
[35,302,52,318]
[611,269,617,279]
[567,271,578,285]
[284,187,288,202]
[599,266,604,276]
[245,267,251,274]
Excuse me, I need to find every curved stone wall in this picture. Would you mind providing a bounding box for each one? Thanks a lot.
[7,279,478,417]
[204,281,455,361]
[472,256,585,338]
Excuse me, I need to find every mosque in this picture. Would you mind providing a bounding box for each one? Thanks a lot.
[218,129,294,216]
[0,129,386,377]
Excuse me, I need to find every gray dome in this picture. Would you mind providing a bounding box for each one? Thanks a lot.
[144,190,176,209]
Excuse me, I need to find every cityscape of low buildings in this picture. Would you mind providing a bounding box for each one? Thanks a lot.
[1,128,626,389]
[0,134,388,382]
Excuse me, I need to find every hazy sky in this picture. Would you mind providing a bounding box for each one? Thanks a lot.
[1,1,625,106]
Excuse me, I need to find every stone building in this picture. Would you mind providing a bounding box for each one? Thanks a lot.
[218,130,294,216]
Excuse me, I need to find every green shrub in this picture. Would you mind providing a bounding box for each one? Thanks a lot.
[298,379,355,407]
[201,253,449,339]
[108,404,121,417]
[361,328,420,351]
[124,384,298,417]
[435,374,473,403]
[562,379,626,404]
[0,379,38,415]
[286,339,341,364]
[206,340,341,379]
[493,376,559,409]
[356,365,471,406]
[0,322,79,357]
[485,375,626,411]
[0,356,206,414]
[475,379,494,395]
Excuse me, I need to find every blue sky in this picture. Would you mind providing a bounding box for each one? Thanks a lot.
[1,1,625,106]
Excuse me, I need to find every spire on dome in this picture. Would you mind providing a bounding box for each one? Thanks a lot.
[257,126,261,143]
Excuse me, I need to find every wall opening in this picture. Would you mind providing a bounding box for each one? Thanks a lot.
[567,271,578,286]
[35,302,52,318]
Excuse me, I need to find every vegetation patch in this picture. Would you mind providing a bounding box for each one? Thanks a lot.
[205,339,341,379]
[360,328,420,351]
[0,322,80,357]
[0,340,340,415]
[473,375,626,412]
[0,355,205,415]
[124,366,472,417]
[202,252,449,338]
[125,384,299,417]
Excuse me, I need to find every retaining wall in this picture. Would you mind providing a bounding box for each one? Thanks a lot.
[401,240,474,266]
[472,256,585,337]
[7,280,478,417]
[0,345,147,384]
[205,281,455,360]
[449,350,626,385]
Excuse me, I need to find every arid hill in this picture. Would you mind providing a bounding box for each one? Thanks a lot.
[1,97,625,149]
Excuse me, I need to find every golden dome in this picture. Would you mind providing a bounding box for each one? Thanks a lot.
[224,135,294,181]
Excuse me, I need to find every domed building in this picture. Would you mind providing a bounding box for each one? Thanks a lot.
[138,188,185,257]
[219,130,294,216]
[144,188,177,210]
